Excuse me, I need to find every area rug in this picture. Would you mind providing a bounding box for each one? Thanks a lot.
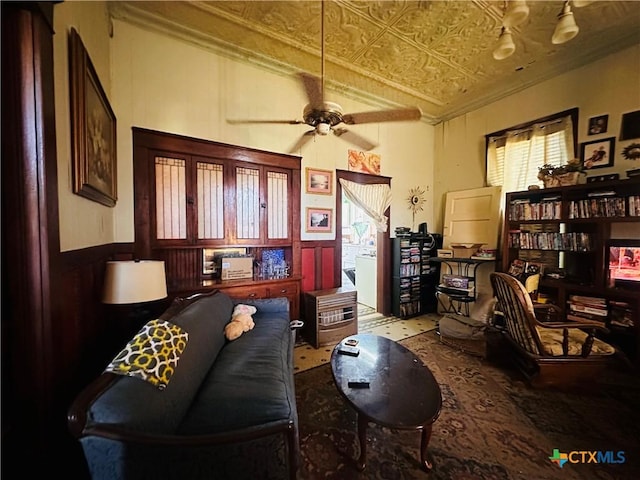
[294,330,640,480]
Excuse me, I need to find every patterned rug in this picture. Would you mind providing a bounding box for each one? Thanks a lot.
[294,330,640,480]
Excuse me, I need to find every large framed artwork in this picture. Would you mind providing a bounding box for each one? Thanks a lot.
[69,27,117,207]
[580,137,615,170]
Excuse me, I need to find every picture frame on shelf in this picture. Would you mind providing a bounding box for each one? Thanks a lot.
[587,114,608,136]
[69,27,117,207]
[306,168,333,195]
[306,207,332,232]
[580,137,615,170]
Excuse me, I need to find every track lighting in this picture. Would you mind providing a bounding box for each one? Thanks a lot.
[552,1,580,44]
[503,1,529,28]
[493,26,516,60]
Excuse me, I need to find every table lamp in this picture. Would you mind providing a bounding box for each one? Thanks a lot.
[102,260,168,327]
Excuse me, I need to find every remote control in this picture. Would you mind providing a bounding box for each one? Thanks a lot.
[348,379,370,388]
[338,345,360,356]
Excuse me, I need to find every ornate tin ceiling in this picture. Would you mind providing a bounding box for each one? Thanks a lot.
[109,1,640,124]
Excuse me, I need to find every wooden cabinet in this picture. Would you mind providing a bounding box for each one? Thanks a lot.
[502,178,640,361]
[133,128,302,318]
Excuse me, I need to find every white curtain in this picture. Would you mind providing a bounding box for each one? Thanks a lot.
[339,179,392,232]
[487,114,574,193]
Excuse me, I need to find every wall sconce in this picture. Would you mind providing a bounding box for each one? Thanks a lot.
[552,1,580,44]
[493,27,516,60]
[103,259,168,307]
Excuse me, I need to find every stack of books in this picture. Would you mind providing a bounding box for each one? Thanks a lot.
[609,301,634,329]
[567,295,607,324]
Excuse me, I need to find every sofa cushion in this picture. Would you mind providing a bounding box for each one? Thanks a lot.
[87,291,234,434]
[178,306,295,434]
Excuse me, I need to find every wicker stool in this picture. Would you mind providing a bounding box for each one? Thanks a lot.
[439,314,487,357]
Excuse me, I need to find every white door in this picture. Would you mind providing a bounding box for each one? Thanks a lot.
[442,186,502,300]
[443,186,502,250]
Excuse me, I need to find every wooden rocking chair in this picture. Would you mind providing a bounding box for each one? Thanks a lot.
[490,272,619,388]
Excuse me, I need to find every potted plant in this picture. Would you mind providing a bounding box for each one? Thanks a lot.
[537,159,585,187]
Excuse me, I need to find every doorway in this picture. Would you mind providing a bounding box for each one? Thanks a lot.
[335,169,392,316]
[341,195,377,314]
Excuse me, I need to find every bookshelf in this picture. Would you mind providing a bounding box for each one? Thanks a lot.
[502,177,640,362]
[391,234,441,318]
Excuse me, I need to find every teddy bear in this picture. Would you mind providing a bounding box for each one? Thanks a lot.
[224,303,257,341]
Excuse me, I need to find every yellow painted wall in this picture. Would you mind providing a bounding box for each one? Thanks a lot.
[433,44,640,234]
[54,1,114,251]
[52,1,638,252]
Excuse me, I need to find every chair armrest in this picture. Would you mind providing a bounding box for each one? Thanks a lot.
[535,320,610,334]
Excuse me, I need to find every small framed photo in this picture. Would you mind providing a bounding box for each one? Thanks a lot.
[587,114,608,136]
[306,207,332,232]
[581,137,615,170]
[306,168,333,195]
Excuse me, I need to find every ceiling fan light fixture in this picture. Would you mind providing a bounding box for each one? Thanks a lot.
[316,122,331,135]
[503,0,529,27]
[493,26,516,60]
[552,2,580,44]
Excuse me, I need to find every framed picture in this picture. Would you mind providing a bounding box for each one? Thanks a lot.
[620,110,640,140]
[69,28,117,207]
[306,168,333,195]
[580,137,615,170]
[587,114,608,136]
[348,149,381,175]
[306,207,332,232]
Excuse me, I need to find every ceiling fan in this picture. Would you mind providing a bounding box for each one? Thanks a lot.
[227,2,422,153]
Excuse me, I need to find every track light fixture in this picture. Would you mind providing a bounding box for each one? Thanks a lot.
[493,26,516,60]
[503,1,529,28]
[552,1,580,45]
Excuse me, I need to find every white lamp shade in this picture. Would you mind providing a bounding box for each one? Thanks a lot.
[493,27,516,60]
[103,260,168,304]
[552,4,579,44]
[503,1,529,28]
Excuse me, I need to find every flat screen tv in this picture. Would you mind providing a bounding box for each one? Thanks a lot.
[607,239,640,290]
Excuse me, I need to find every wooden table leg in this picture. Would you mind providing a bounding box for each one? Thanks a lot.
[420,424,434,472]
[356,413,368,471]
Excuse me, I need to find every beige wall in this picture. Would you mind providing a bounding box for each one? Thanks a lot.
[52,2,638,252]
[433,44,640,234]
[52,5,435,251]
[54,1,114,251]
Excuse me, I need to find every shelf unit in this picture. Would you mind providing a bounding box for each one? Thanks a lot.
[391,234,442,318]
[502,178,640,362]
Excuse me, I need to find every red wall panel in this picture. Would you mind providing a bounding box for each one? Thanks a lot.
[321,247,335,289]
[301,247,315,292]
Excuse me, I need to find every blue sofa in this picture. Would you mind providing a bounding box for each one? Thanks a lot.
[68,290,299,479]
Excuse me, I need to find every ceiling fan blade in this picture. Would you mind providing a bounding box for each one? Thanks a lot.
[342,107,422,125]
[227,119,305,125]
[298,72,324,106]
[288,130,316,153]
[333,127,378,151]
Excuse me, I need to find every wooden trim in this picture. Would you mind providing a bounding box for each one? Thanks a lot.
[335,169,392,315]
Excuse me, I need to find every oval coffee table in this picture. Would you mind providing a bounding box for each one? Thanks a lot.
[330,333,442,472]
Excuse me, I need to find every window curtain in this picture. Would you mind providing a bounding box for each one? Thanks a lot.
[487,114,574,193]
[339,179,392,232]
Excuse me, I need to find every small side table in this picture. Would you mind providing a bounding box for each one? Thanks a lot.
[430,257,495,316]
